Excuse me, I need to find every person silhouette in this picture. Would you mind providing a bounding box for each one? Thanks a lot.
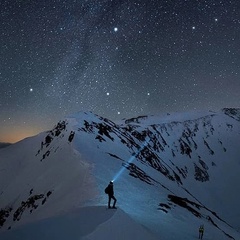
[107,181,117,209]
[199,225,204,239]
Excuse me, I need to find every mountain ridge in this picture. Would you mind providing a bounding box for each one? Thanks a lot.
[0,108,240,239]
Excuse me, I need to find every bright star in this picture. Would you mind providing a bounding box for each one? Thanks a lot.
[30,88,33,92]
[192,26,196,30]
[107,92,110,96]
[114,27,118,32]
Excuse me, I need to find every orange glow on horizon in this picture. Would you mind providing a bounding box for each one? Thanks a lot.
[0,128,43,143]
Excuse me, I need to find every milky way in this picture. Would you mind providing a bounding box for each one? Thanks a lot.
[0,0,239,142]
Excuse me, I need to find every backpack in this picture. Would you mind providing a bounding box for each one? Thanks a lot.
[105,186,109,194]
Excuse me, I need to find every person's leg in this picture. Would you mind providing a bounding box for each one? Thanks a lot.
[112,196,117,208]
[108,195,111,208]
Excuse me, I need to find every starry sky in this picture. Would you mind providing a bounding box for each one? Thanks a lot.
[0,0,239,143]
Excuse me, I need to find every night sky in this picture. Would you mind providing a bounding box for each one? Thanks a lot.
[1,0,239,143]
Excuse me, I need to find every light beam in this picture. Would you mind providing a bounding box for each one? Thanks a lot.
[112,138,150,182]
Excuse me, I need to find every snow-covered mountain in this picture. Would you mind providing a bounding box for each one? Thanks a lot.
[0,108,240,240]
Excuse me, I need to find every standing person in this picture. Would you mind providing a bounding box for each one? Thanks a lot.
[68,131,75,142]
[105,181,117,209]
[199,225,204,239]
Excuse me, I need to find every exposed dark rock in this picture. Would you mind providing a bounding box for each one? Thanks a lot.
[198,158,209,170]
[45,135,52,144]
[132,130,147,142]
[151,125,168,146]
[82,120,94,133]
[29,188,33,195]
[168,195,201,217]
[212,161,216,166]
[68,131,75,142]
[158,208,168,213]
[97,123,114,141]
[223,108,240,122]
[41,150,50,161]
[125,115,148,124]
[137,146,174,181]
[179,138,192,158]
[42,198,46,205]
[11,191,53,223]
[46,191,52,197]
[159,203,171,209]
[13,194,44,221]
[0,207,12,227]
[107,153,122,161]
[203,139,214,155]
[158,203,171,213]
[96,135,105,142]
[194,163,209,182]
[176,166,188,179]
[123,162,157,185]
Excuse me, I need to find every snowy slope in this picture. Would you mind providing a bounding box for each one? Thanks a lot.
[0,108,240,240]
[0,206,158,240]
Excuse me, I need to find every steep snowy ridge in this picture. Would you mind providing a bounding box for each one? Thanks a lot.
[0,108,240,240]
[0,124,96,230]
